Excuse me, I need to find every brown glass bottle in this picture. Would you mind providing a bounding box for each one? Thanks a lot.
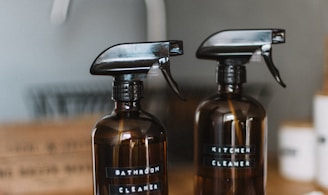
[194,71,267,195]
[90,40,184,195]
[194,29,286,195]
[92,81,168,195]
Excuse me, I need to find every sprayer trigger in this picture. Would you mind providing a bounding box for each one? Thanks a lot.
[159,60,186,101]
[261,45,286,88]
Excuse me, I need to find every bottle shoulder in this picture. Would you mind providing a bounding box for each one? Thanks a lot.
[92,110,165,137]
[196,94,266,118]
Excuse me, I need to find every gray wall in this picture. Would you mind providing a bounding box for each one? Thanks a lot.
[0,0,146,122]
[166,0,327,155]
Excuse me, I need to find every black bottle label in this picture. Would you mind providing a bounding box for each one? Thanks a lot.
[109,182,161,194]
[106,165,162,194]
[106,165,161,178]
[203,145,255,168]
[93,139,167,195]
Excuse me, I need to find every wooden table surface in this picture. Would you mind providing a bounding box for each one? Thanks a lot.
[42,162,328,195]
[41,163,328,195]
[168,162,328,195]
[0,117,326,195]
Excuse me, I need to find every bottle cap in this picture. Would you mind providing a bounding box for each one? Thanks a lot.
[113,81,143,101]
[217,64,246,84]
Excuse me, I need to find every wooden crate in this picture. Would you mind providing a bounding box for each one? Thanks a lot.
[0,116,99,195]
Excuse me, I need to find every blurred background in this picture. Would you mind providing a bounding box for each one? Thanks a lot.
[0,0,327,193]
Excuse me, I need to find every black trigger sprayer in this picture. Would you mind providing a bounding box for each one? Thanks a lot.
[90,40,184,195]
[194,29,286,195]
[90,40,185,101]
[196,29,286,88]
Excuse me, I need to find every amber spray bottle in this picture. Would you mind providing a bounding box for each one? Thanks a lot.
[194,29,286,195]
[90,41,185,195]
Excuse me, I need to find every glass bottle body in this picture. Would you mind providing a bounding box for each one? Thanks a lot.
[92,101,168,195]
[194,85,267,195]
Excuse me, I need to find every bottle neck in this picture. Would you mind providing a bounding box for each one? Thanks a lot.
[114,101,142,112]
[218,83,243,94]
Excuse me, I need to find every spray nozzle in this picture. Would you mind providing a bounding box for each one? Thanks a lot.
[90,40,185,100]
[196,29,286,88]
